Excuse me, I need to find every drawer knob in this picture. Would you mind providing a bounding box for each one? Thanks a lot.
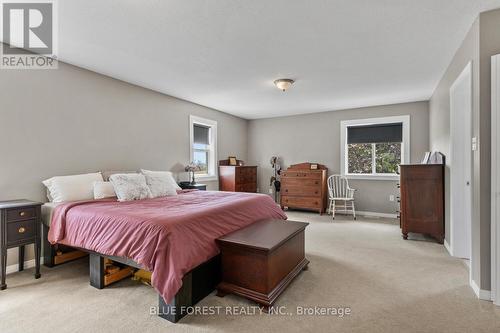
[18,227,26,234]
[19,211,26,217]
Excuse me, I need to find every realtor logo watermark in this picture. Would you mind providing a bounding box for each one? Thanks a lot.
[1,0,58,69]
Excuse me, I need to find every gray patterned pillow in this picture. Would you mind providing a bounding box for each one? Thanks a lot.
[109,174,152,202]
[141,169,179,198]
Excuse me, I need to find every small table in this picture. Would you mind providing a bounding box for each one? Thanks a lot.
[178,183,207,191]
[0,200,43,290]
[216,219,309,310]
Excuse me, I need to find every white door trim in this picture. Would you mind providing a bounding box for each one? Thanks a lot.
[491,54,500,305]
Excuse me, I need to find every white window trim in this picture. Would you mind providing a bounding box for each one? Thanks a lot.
[340,115,410,181]
[189,115,218,181]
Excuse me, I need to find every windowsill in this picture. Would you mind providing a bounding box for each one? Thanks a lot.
[344,174,399,181]
[194,174,218,182]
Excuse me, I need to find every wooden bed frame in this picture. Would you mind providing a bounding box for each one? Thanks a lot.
[42,224,87,267]
[87,250,221,323]
[43,222,220,323]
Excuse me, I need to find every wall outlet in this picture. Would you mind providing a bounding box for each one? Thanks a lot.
[268,189,273,194]
[389,195,395,202]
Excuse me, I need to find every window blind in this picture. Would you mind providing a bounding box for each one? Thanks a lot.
[193,124,210,145]
[347,123,403,144]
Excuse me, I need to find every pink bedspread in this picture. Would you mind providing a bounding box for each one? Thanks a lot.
[48,190,286,302]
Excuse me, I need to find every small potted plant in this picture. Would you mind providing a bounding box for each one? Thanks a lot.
[185,162,201,185]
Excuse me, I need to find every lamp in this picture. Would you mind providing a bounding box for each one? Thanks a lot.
[185,162,201,185]
[274,79,294,92]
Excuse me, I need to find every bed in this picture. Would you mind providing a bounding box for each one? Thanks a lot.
[46,190,286,322]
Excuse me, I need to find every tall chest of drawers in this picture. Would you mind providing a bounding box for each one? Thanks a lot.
[399,163,445,243]
[219,166,258,192]
[280,163,328,215]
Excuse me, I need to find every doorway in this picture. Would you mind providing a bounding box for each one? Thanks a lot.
[449,62,472,260]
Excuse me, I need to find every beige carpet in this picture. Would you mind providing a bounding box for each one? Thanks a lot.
[1,212,500,333]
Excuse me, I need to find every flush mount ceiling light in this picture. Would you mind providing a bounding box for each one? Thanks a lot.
[274,79,294,92]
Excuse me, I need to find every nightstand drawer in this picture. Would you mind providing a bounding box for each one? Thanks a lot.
[6,207,36,222]
[6,219,36,244]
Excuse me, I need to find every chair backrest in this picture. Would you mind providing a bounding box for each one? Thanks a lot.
[328,175,350,199]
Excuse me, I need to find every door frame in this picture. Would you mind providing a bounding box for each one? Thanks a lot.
[449,61,473,261]
[491,55,500,305]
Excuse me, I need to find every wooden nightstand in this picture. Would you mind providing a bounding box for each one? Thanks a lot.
[0,200,43,290]
[178,183,207,191]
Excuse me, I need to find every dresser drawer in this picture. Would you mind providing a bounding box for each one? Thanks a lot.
[237,184,257,193]
[6,207,36,222]
[282,185,321,197]
[282,171,322,179]
[6,219,36,244]
[282,178,321,187]
[281,196,321,209]
[237,167,257,175]
[237,174,257,184]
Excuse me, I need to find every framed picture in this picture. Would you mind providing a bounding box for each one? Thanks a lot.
[228,156,237,166]
[310,163,318,170]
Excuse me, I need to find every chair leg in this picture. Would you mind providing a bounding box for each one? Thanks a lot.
[352,201,356,220]
[332,200,336,220]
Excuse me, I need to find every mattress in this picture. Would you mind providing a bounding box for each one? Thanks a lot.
[41,202,60,227]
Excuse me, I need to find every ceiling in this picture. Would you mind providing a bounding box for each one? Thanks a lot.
[36,1,500,118]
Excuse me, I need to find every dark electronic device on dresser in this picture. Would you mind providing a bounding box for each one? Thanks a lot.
[0,200,42,290]
[280,162,328,215]
[218,159,258,193]
[398,152,445,243]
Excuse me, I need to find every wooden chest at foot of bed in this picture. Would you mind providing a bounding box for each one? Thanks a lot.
[215,219,309,310]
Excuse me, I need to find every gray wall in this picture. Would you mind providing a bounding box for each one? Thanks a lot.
[429,9,500,291]
[429,17,480,275]
[0,59,248,266]
[247,102,429,215]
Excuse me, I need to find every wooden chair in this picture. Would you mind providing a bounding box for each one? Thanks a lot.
[327,175,356,220]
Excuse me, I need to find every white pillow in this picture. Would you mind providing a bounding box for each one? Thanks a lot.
[93,181,116,199]
[109,174,152,202]
[141,169,180,198]
[42,172,103,203]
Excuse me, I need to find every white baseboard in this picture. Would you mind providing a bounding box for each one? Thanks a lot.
[6,258,43,275]
[356,211,398,219]
[444,239,453,256]
[470,279,492,301]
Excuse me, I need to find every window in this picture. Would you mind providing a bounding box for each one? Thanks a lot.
[340,116,410,180]
[190,115,217,180]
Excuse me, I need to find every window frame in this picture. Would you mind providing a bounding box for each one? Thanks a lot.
[189,115,218,181]
[340,115,410,180]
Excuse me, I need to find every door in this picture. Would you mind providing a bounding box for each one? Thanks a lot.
[450,62,472,259]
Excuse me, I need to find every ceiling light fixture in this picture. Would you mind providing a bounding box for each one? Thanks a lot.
[274,79,294,92]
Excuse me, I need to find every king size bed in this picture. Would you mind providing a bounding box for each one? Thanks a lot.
[43,189,286,322]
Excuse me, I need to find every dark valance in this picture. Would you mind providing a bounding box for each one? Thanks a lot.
[347,123,403,144]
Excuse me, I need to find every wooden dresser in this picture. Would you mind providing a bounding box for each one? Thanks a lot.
[218,160,257,193]
[280,163,328,215]
[399,163,445,243]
